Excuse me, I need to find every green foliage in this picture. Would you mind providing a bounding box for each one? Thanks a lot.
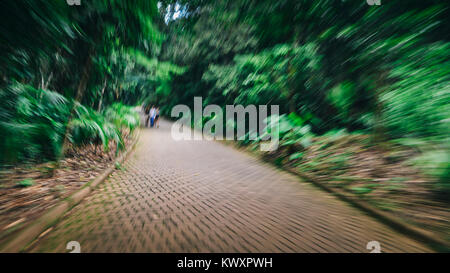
[17,179,34,188]
[410,149,450,192]
[382,42,450,140]
[327,82,356,124]
[69,106,122,151]
[0,83,69,163]
[0,1,160,165]
[0,83,139,164]
[67,102,140,154]
[156,0,450,190]
[350,187,373,195]
[1,0,449,192]
[242,113,315,152]
[289,152,304,161]
[0,0,161,111]
[115,162,125,170]
[203,43,322,113]
[104,103,140,132]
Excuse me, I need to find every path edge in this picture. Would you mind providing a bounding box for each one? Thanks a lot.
[222,141,449,252]
[259,154,450,252]
[0,129,141,253]
[191,124,449,251]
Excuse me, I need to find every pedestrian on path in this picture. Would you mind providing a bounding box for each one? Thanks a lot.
[144,105,151,128]
[149,106,156,127]
[154,107,160,128]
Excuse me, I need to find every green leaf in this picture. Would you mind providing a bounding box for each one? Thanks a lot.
[289,152,304,161]
[350,187,373,195]
[17,179,34,187]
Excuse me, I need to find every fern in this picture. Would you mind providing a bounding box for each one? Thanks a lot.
[0,83,139,164]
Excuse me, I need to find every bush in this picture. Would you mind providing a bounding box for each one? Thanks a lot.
[409,147,450,192]
[0,83,139,165]
[382,43,450,140]
[69,104,123,152]
[103,103,140,132]
[0,83,69,163]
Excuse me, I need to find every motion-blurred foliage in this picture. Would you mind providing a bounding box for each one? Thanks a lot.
[0,1,161,164]
[0,83,140,164]
[0,0,449,190]
[157,0,450,189]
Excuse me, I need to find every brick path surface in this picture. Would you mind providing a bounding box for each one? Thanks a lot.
[29,120,432,252]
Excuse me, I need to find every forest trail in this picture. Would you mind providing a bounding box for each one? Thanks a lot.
[29,120,432,253]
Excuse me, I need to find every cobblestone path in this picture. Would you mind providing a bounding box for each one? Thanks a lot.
[29,120,432,252]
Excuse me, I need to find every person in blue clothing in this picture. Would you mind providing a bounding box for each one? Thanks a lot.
[149,106,156,127]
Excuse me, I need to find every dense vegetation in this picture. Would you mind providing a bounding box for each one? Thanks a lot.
[156,0,450,191]
[0,0,163,164]
[0,1,449,192]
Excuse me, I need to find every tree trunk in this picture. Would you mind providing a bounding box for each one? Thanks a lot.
[43,72,53,90]
[74,48,94,103]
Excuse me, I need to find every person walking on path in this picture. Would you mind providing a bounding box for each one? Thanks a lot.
[144,105,151,128]
[154,107,160,128]
[149,106,156,127]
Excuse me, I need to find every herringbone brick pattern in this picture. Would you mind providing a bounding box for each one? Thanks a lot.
[29,120,432,252]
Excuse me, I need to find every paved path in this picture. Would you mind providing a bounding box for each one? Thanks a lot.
[30,120,431,252]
